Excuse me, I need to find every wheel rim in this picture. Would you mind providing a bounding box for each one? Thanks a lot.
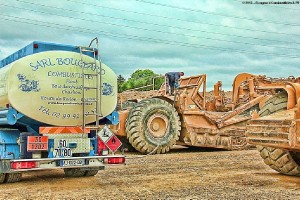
[147,113,169,138]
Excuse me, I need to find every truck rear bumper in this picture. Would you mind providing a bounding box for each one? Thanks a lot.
[1,155,125,173]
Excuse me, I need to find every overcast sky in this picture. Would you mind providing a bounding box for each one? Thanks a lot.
[0,0,299,90]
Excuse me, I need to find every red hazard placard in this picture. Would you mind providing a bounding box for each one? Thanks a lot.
[27,136,48,151]
[105,135,122,153]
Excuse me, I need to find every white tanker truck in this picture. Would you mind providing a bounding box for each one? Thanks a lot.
[0,38,125,183]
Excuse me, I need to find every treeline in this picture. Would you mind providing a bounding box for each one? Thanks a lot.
[117,69,164,93]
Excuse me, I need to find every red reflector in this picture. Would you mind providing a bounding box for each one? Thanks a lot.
[95,50,98,56]
[107,157,125,164]
[33,43,39,49]
[11,161,37,169]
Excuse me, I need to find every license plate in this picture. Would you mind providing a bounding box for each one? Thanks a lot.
[54,147,72,157]
[62,159,85,166]
[54,139,72,157]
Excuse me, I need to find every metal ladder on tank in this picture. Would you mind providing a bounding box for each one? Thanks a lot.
[78,37,103,131]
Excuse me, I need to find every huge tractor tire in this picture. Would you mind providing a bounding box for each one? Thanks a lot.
[257,92,300,176]
[126,98,181,154]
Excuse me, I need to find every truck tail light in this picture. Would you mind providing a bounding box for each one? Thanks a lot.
[11,161,37,169]
[106,157,125,164]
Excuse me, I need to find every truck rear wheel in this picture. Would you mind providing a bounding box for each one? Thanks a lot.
[64,168,85,177]
[126,98,181,154]
[4,173,22,183]
[257,92,300,176]
[0,173,5,183]
[84,169,99,176]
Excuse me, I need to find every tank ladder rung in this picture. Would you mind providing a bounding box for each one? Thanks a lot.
[84,113,102,116]
[83,100,98,103]
[83,73,98,76]
[81,50,95,53]
[84,62,98,65]
[78,47,96,52]
[84,126,102,130]
[84,86,98,90]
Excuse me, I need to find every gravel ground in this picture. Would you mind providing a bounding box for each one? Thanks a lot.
[0,148,300,200]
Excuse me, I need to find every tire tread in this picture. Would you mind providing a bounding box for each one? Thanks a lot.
[256,93,300,176]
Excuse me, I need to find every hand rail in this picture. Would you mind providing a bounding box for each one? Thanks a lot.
[122,75,164,93]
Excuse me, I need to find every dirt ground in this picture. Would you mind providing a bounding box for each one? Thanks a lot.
[1,148,300,200]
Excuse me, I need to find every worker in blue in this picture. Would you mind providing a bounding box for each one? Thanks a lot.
[165,72,184,95]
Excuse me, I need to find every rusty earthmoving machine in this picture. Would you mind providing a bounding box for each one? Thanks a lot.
[114,73,299,154]
[246,79,300,176]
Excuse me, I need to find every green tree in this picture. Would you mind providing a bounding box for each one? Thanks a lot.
[119,69,164,93]
[117,75,126,93]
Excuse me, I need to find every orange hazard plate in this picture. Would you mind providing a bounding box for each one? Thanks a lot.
[27,136,48,151]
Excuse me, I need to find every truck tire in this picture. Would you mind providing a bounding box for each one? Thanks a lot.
[126,98,181,154]
[257,92,300,176]
[0,173,5,183]
[4,173,22,183]
[84,169,99,176]
[64,168,85,177]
